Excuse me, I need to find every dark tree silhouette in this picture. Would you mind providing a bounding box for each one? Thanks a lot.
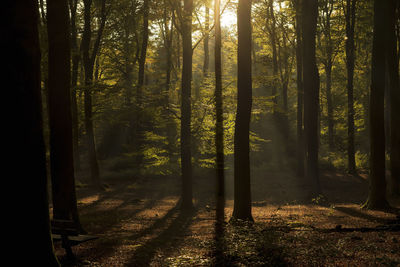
[293,0,304,178]
[232,0,253,221]
[302,0,320,195]
[215,0,225,208]
[81,0,107,188]
[386,0,400,196]
[345,0,357,175]
[363,0,389,209]
[6,1,59,264]
[47,0,83,232]
[180,0,194,210]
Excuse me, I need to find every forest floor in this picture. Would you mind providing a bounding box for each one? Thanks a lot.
[54,168,400,266]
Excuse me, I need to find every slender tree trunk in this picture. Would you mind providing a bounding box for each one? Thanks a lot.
[302,0,320,195]
[69,0,81,172]
[386,0,400,196]
[180,0,194,210]
[294,0,304,177]
[214,0,226,249]
[269,0,278,112]
[326,62,334,150]
[345,0,357,175]
[232,0,253,221]
[164,3,177,162]
[136,0,149,167]
[81,0,106,188]
[363,0,389,209]
[215,0,225,206]
[7,1,59,264]
[203,5,210,77]
[321,0,335,151]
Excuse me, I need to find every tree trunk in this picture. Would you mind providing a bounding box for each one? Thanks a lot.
[69,0,81,172]
[232,0,253,221]
[294,0,304,177]
[81,0,106,188]
[203,5,210,77]
[180,0,194,210]
[48,0,84,234]
[268,0,279,112]
[6,1,59,264]
[363,0,389,209]
[386,0,400,196]
[136,0,149,167]
[345,0,357,175]
[215,0,225,205]
[302,0,320,195]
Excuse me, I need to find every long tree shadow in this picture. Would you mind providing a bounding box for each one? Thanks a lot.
[335,206,395,224]
[126,207,197,266]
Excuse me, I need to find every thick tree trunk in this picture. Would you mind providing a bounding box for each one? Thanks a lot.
[345,0,357,175]
[180,0,194,210]
[386,0,400,196]
[215,0,225,204]
[302,0,320,195]
[363,0,389,209]
[6,1,59,264]
[48,0,83,234]
[232,0,253,221]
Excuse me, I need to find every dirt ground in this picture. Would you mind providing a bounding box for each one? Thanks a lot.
[54,169,400,266]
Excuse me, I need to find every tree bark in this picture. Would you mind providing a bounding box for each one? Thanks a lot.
[180,0,194,210]
[363,0,389,209]
[203,5,210,77]
[268,0,279,112]
[345,0,357,175]
[136,0,150,167]
[215,0,225,205]
[294,0,304,177]
[69,0,81,172]
[81,0,106,188]
[6,1,59,264]
[232,0,253,221]
[386,0,400,196]
[302,0,320,195]
[47,0,83,233]
[321,0,335,150]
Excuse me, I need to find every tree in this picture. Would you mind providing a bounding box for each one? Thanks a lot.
[319,0,335,151]
[47,0,83,231]
[69,0,81,172]
[232,0,253,221]
[203,2,210,77]
[302,0,320,195]
[215,0,225,210]
[345,0,357,175]
[81,0,107,188]
[180,0,194,210]
[294,0,304,177]
[363,0,389,209]
[386,0,400,196]
[5,1,59,264]
[135,0,150,167]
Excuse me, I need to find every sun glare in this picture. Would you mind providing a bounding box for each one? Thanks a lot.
[220,0,237,28]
